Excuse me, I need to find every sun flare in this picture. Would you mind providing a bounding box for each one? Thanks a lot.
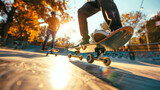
[49,57,71,89]
[56,21,81,43]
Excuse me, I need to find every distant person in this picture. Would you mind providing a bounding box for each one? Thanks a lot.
[42,11,60,50]
[138,36,143,45]
[78,0,122,45]
[123,45,125,51]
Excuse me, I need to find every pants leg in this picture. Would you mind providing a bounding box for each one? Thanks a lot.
[42,29,51,49]
[78,2,100,41]
[98,0,122,31]
[51,30,56,48]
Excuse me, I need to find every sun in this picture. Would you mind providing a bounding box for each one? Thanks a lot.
[57,23,72,35]
[56,21,81,43]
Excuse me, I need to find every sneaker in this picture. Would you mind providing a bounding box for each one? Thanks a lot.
[105,30,111,35]
[42,47,48,51]
[79,40,89,45]
[93,30,111,42]
[74,40,89,47]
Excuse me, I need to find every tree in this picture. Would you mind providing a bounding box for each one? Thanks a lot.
[55,35,73,48]
[0,0,16,43]
[0,20,5,36]
[121,11,146,29]
[8,8,41,42]
[0,0,71,44]
[129,37,140,45]
[99,11,146,31]
[137,12,160,43]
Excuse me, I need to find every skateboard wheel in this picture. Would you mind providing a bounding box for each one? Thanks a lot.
[79,55,83,61]
[86,54,94,63]
[68,53,72,58]
[103,57,111,66]
[46,52,49,56]
[55,53,58,56]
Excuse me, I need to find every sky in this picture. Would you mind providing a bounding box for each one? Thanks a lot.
[56,0,160,43]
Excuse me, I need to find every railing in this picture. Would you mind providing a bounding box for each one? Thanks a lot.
[117,43,160,52]
[128,43,160,51]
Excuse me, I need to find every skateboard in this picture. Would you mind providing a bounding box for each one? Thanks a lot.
[43,48,59,56]
[68,26,134,66]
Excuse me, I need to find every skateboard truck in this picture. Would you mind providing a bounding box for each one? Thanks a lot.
[68,46,111,66]
[95,46,105,59]
[46,49,59,56]
[86,46,111,66]
[68,50,83,61]
[75,51,80,56]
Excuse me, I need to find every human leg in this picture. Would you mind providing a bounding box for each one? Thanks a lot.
[98,0,122,31]
[51,30,56,48]
[78,2,100,44]
[42,29,50,50]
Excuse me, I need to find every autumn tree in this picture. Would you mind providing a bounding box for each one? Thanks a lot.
[129,37,140,45]
[0,0,16,43]
[0,0,71,44]
[34,25,47,45]
[121,11,146,29]
[0,20,5,35]
[137,12,160,43]
[8,9,40,42]
[55,35,73,48]
[99,11,146,32]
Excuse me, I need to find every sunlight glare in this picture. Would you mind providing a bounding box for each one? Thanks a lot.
[56,21,81,43]
[49,57,71,89]
[57,22,73,36]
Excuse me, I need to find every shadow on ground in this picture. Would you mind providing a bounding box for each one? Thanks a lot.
[0,50,45,58]
[69,60,160,90]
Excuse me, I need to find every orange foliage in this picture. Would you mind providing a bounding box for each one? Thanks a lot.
[121,11,146,29]
[9,0,71,42]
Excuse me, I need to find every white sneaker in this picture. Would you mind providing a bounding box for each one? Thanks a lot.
[93,30,111,42]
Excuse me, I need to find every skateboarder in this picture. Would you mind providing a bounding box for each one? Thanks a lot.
[78,0,122,45]
[42,11,60,50]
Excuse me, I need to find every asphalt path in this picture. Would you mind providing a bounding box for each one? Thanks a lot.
[0,48,160,90]
[0,48,117,90]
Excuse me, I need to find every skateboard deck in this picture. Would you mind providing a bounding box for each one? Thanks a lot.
[69,26,133,53]
[68,26,133,66]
